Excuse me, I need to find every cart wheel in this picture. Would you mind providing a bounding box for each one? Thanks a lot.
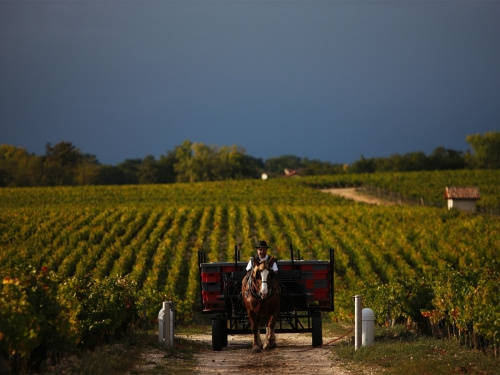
[312,311,323,347]
[212,318,224,351]
[221,319,228,347]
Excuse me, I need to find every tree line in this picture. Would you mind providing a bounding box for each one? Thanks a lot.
[350,132,500,173]
[0,132,498,187]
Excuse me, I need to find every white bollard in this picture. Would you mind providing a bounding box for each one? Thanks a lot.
[362,308,375,347]
[354,295,362,350]
[158,301,175,346]
[158,302,167,344]
[166,301,175,346]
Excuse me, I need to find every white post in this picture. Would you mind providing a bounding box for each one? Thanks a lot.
[166,301,175,347]
[159,301,175,346]
[362,308,375,347]
[158,301,167,344]
[354,295,362,350]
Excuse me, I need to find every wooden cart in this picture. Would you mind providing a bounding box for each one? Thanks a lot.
[199,246,334,350]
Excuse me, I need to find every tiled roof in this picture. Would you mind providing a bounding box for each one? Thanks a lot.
[444,186,480,200]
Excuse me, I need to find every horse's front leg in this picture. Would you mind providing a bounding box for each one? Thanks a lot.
[249,312,263,352]
[263,314,277,350]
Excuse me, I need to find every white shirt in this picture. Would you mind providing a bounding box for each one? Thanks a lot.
[246,254,279,272]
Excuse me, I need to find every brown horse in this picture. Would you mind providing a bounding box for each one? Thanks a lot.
[241,257,280,352]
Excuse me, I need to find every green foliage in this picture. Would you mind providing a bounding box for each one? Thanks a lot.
[0,145,42,187]
[335,330,499,375]
[138,155,161,184]
[0,265,70,372]
[431,268,500,346]
[0,268,153,372]
[0,179,347,209]
[42,142,100,186]
[362,277,434,327]
[58,275,139,348]
[350,147,466,173]
[135,287,170,327]
[264,154,345,176]
[173,141,263,182]
[4,133,497,189]
[264,155,303,174]
[466,131,500,169]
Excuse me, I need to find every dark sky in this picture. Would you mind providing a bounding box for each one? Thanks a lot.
[1,0,499,165]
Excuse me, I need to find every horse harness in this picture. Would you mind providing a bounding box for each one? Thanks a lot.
[243,256,278,300]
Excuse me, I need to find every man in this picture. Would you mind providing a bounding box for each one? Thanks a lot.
[246,240,279,273]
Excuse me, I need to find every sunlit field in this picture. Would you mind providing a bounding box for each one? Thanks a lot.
[1,171,498,369]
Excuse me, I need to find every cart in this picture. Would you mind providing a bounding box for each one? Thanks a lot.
[198,246,334,350]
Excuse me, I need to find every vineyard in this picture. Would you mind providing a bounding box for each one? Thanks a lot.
[0,172,499,370]
[301,169,500,212]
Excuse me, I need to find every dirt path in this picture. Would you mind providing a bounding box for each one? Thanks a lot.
[321,188,396,206]
[178,332,355,375]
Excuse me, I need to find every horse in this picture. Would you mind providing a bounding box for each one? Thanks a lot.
[241,256,280,352]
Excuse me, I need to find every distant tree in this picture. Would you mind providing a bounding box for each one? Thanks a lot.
[44,142,83,167]
[174,141,221,182]
[264,155,303,175]
[371,157,391,172]
[117,159,141,184]
[429,147,465,170]
[233,154,264,179]
[392,152,428,171]
[350,147,466,173]
[466,131,500,168]
[94,165,127,185]
[350,155,376,173]
[214,145,259,179]
[157,151,176,183]
[0,145,41,186]
[41,142,85,185]
[191,142,218,181]
[214,145,238,179]
[173,140,196,182]
[300,159,344,175]
[0,168,7,186]
[0,145,23,185]
[139,155,160,184]
[8,136,490,186]
[73,153,100,185]
[172,140,263,182]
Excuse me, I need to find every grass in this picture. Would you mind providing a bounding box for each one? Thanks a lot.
[40,332,146,375]
[129,336,206,375]
[39,330,205,375]
[333,326,499,375]
[37,319,350,374]
[38,322,499,374]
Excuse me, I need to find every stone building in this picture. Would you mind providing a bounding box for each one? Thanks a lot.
[444,186,480,213]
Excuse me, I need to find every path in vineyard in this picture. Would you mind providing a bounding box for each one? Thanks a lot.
[153,333,361,374]
[132,333,363,374]
[321,188,397,206]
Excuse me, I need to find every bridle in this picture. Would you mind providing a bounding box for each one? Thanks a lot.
[245,265,276,300]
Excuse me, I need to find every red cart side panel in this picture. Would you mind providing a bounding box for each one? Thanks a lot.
[293,261,331,309]
[313,289,329,300]
[221,265,240,273]
[200,259,333,312]
[202,272,221,283]
[200,262,246,312]
[202,291,225,311]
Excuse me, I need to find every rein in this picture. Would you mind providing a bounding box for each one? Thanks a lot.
[244,269,277,300]
[249,276,261,299]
